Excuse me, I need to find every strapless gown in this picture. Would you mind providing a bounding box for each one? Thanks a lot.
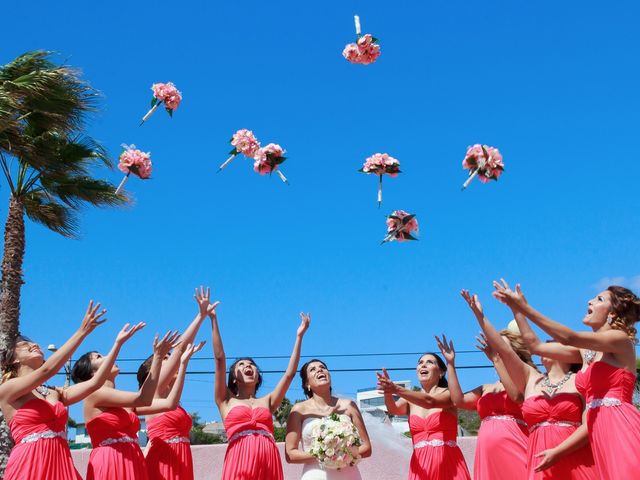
[86,407,148,480]
[221,405,283,480]
[474,391,528,479]
[408,411,471,480]
[521,393,596,479]
[575,361,640,479]
[145,406,193,479]
[300,415,362,480]
[4,398,81,480]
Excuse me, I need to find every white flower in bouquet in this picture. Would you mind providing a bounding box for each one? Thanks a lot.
[309,413,362,470]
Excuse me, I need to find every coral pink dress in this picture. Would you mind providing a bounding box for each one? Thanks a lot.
[575,361,640,480]
[474,391,528,479]
[145,406,194,480]
[86,407,147,480]
[408,411,471,480]
[221,405,283,480]
[521,393,596,479]
[4,398,81,480]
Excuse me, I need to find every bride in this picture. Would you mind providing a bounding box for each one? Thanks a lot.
[285,359,372,479]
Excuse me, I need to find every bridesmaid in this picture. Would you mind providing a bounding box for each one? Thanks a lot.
[492,280,640,479]
[137,287,212,480]
[435,333,529,480]
[0,301,141,480]
[462,289,596,479]
[211,302,310,480]
[377,353,471,480]
[71,330,178,480]
[285,359,372,479]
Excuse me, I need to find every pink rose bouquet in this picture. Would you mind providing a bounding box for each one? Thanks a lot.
[461,144,504,190]
[253,143,289,184]
[360,153,401,207]
[140,82,182,125]
[115,144,152,194]
[308,413,362,470]
[382,210,419,244]
[218,129,261,172]
[343,15,381,65]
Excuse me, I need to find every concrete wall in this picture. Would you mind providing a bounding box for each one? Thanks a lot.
[70,437,477,479]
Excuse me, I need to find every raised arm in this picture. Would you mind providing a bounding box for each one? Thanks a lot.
[209,300,228,407]
[137,341,205,415]
[377,368,451,409]
[60,323,145,406]
[511,304,582,364]
[156,287,213,393]
[285,407,318,464]
[376,369,409,415]
[90,331,178,409]
[494,280,632,356]
[436,335,482,410]
[268,313,310,412]
[461,290,531,394]
[0,301,107,403]
[475,334,522,403]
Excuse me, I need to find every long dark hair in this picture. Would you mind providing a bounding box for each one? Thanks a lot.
[70,351,98,384]
[227,357,262,395]
[137,354,154,388]
[299,358,330,398]
[419,352,448,388]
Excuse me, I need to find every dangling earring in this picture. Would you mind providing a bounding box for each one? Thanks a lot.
[607,315,614,325]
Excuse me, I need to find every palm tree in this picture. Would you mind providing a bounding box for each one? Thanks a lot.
[0,51,128,470]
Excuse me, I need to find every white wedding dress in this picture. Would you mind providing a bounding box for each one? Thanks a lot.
[300,416,362,480]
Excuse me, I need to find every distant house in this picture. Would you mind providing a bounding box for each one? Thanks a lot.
[203,421,227,441]
[356,380,411,433]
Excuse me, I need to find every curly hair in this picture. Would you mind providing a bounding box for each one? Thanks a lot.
[499,329,537,369]
[607,286,640,340]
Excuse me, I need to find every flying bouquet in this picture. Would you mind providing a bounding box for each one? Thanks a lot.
[343,15,381,65]
[115,144,152,194]
[308,413,362,470]
[253,143,289,184]
[382,210,418,244]
[217,129,261,172]
[360,153,400,207]
[461,144,504,190]
[140,82,182,126]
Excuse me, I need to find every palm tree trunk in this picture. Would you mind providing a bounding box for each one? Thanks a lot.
[0,196,26,473]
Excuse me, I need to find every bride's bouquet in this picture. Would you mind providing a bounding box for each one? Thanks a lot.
[461,144,504,190]
[308,413,362,470]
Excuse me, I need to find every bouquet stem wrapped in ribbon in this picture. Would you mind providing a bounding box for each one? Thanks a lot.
[382,210,419,244]
[115,144,152,194]
[309,413,362,470]
[360,153,400,207]
[140,82,182,126]
[343,15,381,65]
[218,129,261,173]
[461,144,504,190]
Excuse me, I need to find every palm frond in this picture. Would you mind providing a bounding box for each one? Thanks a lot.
[40,175,128,209]
[23,190,78,238]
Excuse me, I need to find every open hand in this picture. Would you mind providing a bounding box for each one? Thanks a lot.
[181,340,206,364]
[194,286,211,317]
[115,322,145,345]
[435,334,455,365]
[475,333,498,362]
[298,312,311,337]
[492,279,527,309]
[79,301,108,335]
[534,448,559,472]
[376,368,399,394]
[461,290,484,318]
[154,330,181,358]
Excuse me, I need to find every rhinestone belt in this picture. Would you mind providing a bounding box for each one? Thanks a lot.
[482,415,527,427]
[529,420,581,433]
[587,397,623,409]
[228,429,274,445]
[20,430,66,444]
[165,436,190,444]
[98,435,137,447]
[414,439,458,449]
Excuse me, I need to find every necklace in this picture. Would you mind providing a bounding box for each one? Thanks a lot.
[584,350,597,365]
[541,372,573,394]
[34,385,50,397]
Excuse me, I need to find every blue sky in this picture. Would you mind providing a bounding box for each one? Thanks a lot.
[2,0,639,423]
